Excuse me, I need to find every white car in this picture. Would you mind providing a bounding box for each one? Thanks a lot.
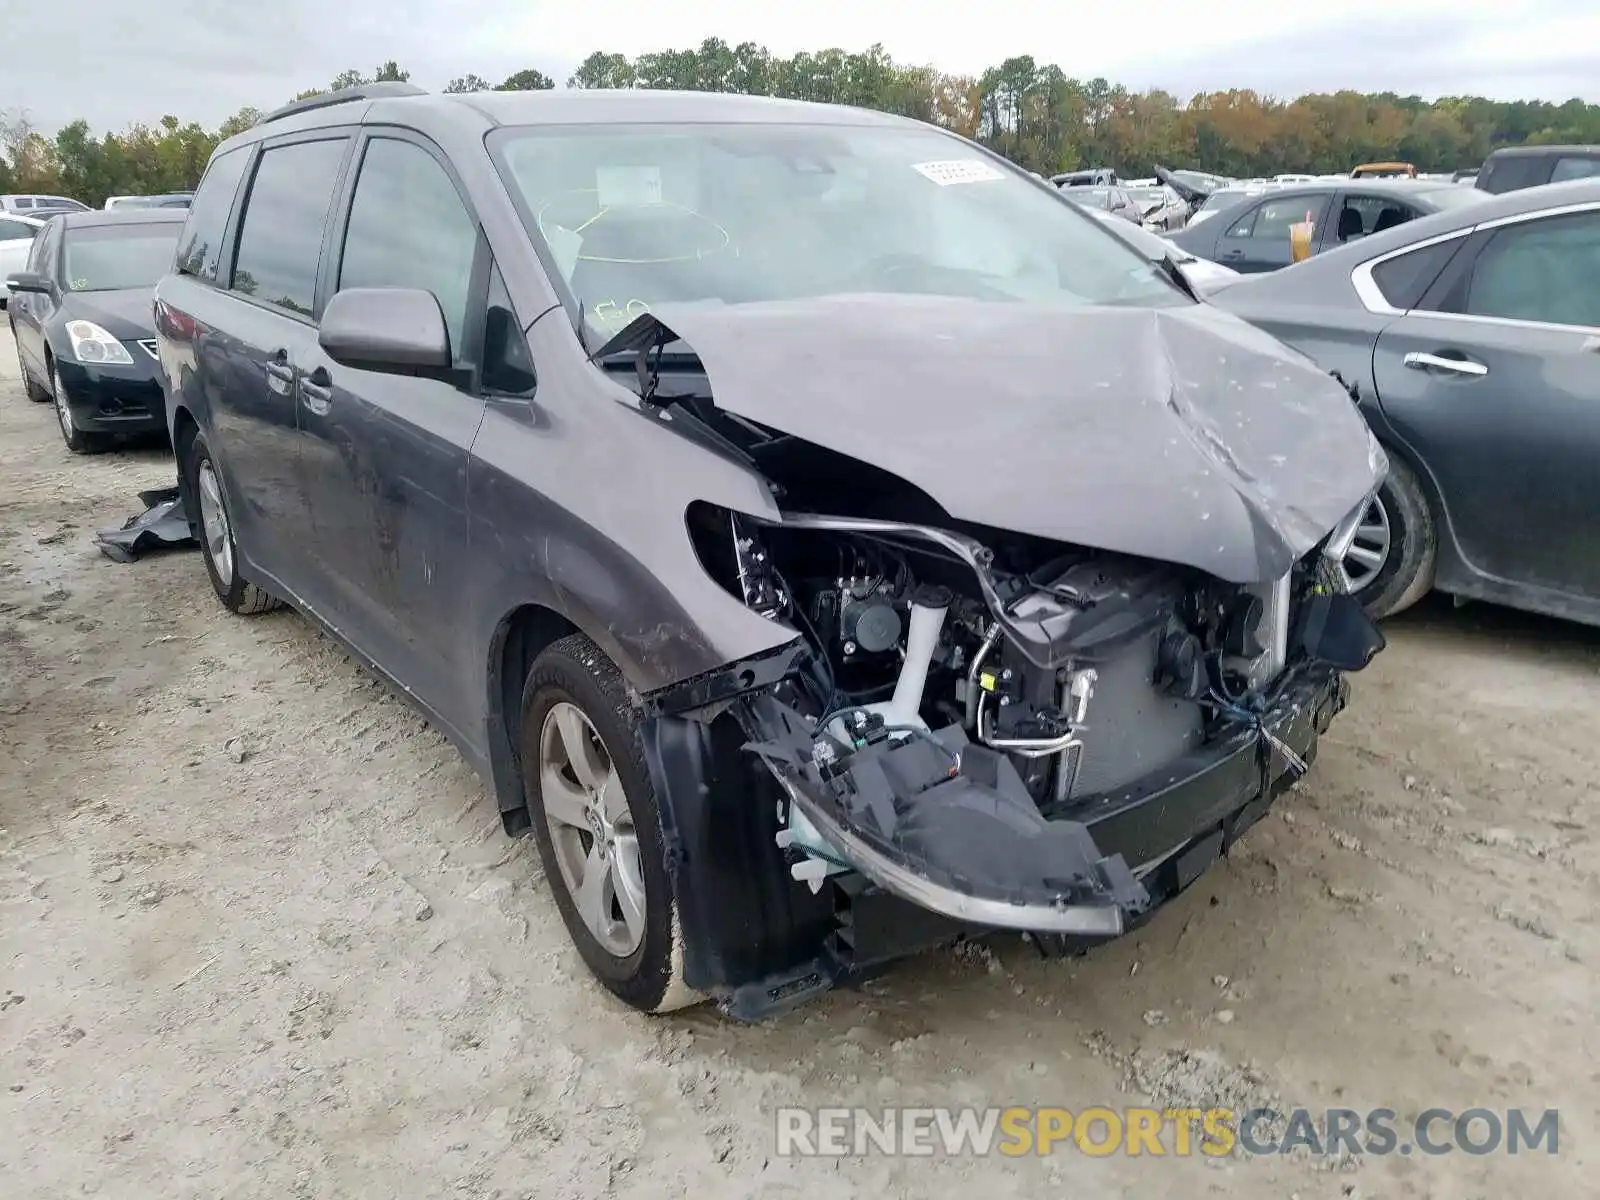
[0,213,44,310]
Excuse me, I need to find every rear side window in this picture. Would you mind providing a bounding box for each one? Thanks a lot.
[336,137,478,356]
[1464,211,1600,328]
[1370,237,1464,310]
[1476,155,1545,195]
[231,138,349,317]
[0,218,36,241]
[175,146,250,281]
[1550,156,1600,183]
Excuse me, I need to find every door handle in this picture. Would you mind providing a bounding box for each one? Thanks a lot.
[1404,351,1488,377]
[263,353,295,395]
[1221,249,1244,260]
[300,366,332,416]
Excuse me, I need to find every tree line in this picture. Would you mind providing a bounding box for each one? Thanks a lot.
[5,41,1598,207]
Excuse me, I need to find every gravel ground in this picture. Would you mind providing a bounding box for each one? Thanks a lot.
[1,325,1595,1199]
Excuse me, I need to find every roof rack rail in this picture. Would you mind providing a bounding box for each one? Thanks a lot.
[258,81,427,126]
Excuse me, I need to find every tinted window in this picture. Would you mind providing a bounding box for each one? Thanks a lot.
[337,137,478,356]
[27,221,57,273]
[1465,211,1600,327]
[0,218,36,241]
[482,264,536,394]
[14,198,33,209]
[1333,195,1415,242]
[1371,237,1464,310]
[63,223,184,291]
[1476,155,1545,195]
[176,146,251,281]
[1550,156,1600,183]
[231,138,349,316]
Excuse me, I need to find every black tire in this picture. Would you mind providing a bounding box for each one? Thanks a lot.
[519,632,699,1014]
[51,359,106,454]
[180,430,282,615]
[14,328,50,403]
[1353,454,1437,620]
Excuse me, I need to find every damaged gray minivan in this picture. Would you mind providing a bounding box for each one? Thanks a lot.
[153,83,1388,1017]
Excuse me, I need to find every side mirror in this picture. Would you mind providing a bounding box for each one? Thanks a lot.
[319,287,451,374]
[5,271,51,294]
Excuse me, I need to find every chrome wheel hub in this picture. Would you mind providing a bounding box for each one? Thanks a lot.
[195,460,235,588]
[1339,495,1392,594]
[538,701,646,958]
[53,368,73,438]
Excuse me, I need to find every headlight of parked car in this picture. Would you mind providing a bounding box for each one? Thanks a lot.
[65,320,134,365]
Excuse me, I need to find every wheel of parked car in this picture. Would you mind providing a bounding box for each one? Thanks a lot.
[1343,454,1436,620]
[13,327,49,403]
[520,633,698,1014]
[182,430,282,615]
[52,361,103,454]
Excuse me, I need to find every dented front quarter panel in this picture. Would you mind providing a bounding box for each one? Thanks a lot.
[466,312,800,699]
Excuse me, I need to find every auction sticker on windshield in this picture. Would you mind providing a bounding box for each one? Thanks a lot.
[912,160,1006,186]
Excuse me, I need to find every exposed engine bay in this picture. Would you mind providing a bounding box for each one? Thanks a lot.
[685,499,1386,935]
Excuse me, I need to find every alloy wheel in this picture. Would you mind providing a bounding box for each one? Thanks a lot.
[52,366,73,440]
[538,701,647,958]
[1340,494,1392,594]
[195,459,235,588]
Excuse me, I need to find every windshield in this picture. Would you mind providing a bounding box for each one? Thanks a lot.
[1131,189,1166,206]
[491,122,1188,340]
[62,223,182,292]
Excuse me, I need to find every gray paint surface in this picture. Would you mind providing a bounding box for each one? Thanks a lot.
[156,86,1393,830]
[630,295,1381,583]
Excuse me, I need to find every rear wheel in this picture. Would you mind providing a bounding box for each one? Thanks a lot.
[519,633,699,1014]
[181,430,281,615]
[1344,454,1436,619]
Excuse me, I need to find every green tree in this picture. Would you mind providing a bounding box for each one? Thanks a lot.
[11,48,1600,206]
[497,69,555,91]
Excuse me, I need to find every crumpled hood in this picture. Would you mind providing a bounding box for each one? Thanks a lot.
[66,288,157,341]
[628,295,1383,583]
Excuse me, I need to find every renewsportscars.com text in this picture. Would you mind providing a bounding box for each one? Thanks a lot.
[775,1105,1560,1159]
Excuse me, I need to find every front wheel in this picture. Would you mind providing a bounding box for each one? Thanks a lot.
[52,362,104,454]
[1343,454,1437,619]
[520,633,699,1014]
[181,430,282,615]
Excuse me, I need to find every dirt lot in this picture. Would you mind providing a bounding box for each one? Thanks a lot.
[1,326,1595,1199]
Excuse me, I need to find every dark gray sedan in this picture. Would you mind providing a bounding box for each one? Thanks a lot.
[1168,179,1491,273]
[1211,176,1600,625]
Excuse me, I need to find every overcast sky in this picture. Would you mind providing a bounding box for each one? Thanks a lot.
[5,0,1597,134]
